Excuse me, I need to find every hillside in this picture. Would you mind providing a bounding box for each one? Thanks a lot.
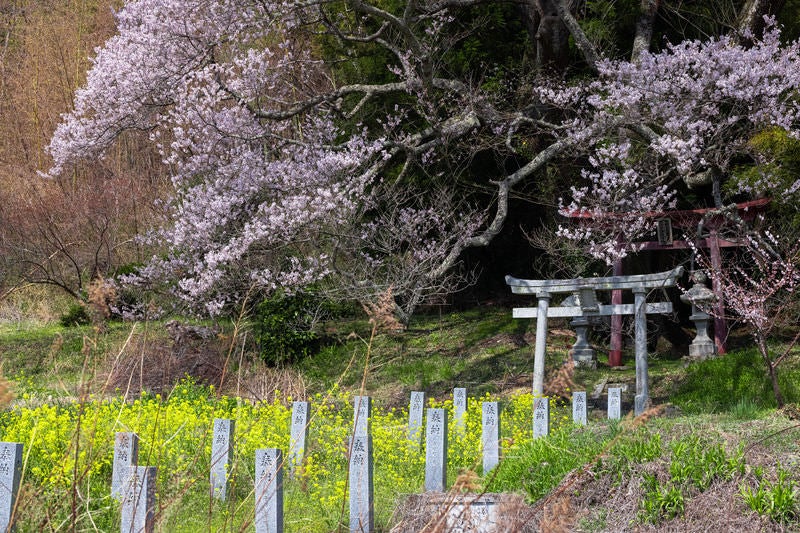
[0,305,798,531]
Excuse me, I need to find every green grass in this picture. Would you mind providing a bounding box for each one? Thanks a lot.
[486,423,614,501]
[1,305,800,530]
[297,307,542,404]
[0,321,164,401]
[670,347,800,413]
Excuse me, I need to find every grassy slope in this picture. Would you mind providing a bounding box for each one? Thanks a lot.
[5,305,795,411]
[1,307,800,531]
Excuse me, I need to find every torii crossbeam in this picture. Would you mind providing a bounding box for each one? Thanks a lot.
[506,266,684,416]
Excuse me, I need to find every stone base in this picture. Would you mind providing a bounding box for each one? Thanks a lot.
[571,348,597,369]
[397,493,536,533]
[688,341,716,359]
[635,394,649,417]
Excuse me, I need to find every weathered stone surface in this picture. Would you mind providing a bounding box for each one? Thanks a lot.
[424,408,448,492]
[349,435,374,533]
[481,402,501,473]
[210,418,235,500]
[573,391,587,426]
[608,387,622,420]
[255,448,283,533]
[533,397,549,438]
[0,442,22,533]
[112,432,139,501]
[408,392,425,444]
[289,401,309,475]
[121,466,156,533]
[394,493,537,533]
[453,388,467,434]
[353,396,371,437]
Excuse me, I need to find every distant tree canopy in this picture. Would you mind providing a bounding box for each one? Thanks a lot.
[33,0,800,320]
[0,0,169,301]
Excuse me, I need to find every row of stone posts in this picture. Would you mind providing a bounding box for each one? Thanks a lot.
[0,386,631,532]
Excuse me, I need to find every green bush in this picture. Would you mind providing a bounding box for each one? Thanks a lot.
[597,426,662,484]
[58,303,90,327]
[251,290,323,365]
[637,433,745,524]
[668,434,745,491]
[640,474,685,524]
[730,397,763,420]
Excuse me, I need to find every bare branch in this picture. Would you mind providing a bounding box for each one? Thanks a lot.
[774,329,800,367]
[319,8,390,45]
[225,81,409,120]
[429,134,577,280]
[348,0,423,56]
[467,135,574,248]
[554,0,599,70]
[423,0,493,13]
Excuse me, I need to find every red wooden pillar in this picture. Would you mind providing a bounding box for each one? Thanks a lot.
[609,257,624,366]
[708,230,727,354]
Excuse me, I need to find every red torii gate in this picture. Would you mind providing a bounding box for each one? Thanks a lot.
[567,198,770,363]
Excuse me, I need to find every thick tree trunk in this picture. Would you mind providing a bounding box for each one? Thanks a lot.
[632,0,660,62]
[519,0,571,72]
[736,0,786,41]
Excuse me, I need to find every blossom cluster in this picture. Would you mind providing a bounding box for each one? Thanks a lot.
[47,0,394,315]
[47,0,491,317]
[555,20,800,262]
[691,230,800,332]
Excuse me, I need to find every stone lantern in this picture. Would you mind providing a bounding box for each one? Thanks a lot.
[569,289,598,369]
[680,271,717,359]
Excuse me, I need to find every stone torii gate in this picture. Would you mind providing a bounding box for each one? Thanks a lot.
[506,267,683,416]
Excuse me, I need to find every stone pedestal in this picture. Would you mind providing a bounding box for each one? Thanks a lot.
[570,316,597,368]
[688,311,715,359]
[398,493,536,533]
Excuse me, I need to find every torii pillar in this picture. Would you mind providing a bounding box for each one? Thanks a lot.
[507,267,683,416]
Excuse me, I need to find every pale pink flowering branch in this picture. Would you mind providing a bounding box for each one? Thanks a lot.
[689,220,800,407]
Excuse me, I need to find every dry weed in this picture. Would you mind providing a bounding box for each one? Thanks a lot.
[230,360,308,403]
[362,286,405,333]
[452,470,481,493]
[540,493,578,533]
[544,355,577,400]
[86,277,116,324]
[0,284,67,324]
[102,326,228,396]
[620,404,668,431]
[0,372,15,408]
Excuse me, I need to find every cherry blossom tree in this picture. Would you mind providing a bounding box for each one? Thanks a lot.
[46,0,610,317]
[689,215,800,407]
[556,20,800,264]
[47,0,481,316]
[46,0,797,320]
